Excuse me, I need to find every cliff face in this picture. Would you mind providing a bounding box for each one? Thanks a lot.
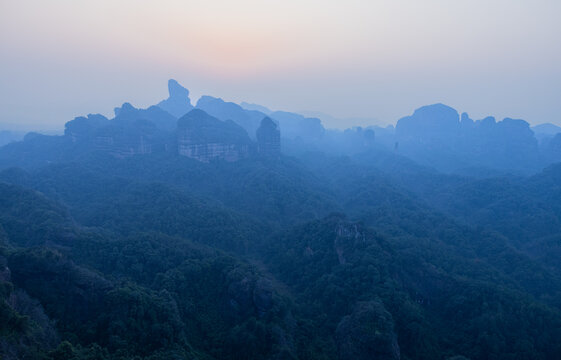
[63,103,173,158]
[395,104,541,172]
[177,109,252,162]
[64,114,110,143]
[256,117,280,157]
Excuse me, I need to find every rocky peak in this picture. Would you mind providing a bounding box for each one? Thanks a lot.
[256,117,281,157]
[396,103,460,142]
[156,79,194,118]
[176,109,252,162]
[114,102,136,117]
[168,79,190,99]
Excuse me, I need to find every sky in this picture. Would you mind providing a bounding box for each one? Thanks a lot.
[1,0,560,130]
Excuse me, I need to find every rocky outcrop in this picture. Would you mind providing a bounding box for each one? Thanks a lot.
[269,111,325,140]
[196,96,265,138]
[113,102,177,131]
[64,114,110,143]
[177,109,251,162]
[335,301,400,360]
[94,117,163,158]
[334,222,366,265]
[240,102,273,115]
[256,117,280,157]
[156,79,194,118]
[396,103,460,144]
[63,103,173,157]
[395,104,541,172]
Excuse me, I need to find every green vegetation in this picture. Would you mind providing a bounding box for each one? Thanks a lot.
[2,150,561,359]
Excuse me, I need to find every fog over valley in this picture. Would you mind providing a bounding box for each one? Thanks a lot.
[1,1,561,360]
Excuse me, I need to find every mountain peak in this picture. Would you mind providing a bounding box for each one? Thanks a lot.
[156,79,193,118]
[114,102,136,117]
[168,79,190,99]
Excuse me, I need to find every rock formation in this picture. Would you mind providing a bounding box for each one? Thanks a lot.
[196,96,265,138]
[94,118,162,157]
[64,103,171,158]
[269,110,325,140]
[64,114,110,143]
[256,117,280,157]
[114,102,176,131]
[395,104,541,172]
[176,109,251,162]
[396,103,460,144]
[156,79,194,118]
[240,102,273,115]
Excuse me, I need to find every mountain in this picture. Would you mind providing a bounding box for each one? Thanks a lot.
[256,117,280,158]
[532,122,561,136]
[196,95,266,138]
[4,80,561,359]
[197,96,326,141]
[156,79,194,118]
[0,130,25,147]
[113,102,177,131]
[269,110,325,140]
[394,103,540,173]
[177,109,253,162]
[396,103,460,143]
[240,102,273,115]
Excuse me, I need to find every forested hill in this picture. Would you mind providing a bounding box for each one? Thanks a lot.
[2,81,561,359]
[2,146,561,359]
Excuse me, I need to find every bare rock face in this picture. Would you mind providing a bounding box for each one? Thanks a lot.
[64,103,173,158]
[177,109,251,163]
[94,116,161,158]
[334,223,366,265]
[256,117,281,158]
[335,301,400,360]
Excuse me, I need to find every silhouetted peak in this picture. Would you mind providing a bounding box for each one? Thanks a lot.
[177,108,219,126]
[259,117,278,130]
[168,79,190,99]
[478,116,496,128]
[156,79,193,118]
[412,103,459,120]
[501,118,531,128]
[176,109,251,162]
[196,95,225,107]
[256,117,281,157]
[532,123,561,135]
[114,102,136,117]
[396,103,460,139]
[240,102,273,115]
[461,112,474,124]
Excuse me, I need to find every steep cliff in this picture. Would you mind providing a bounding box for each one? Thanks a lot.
[256,117,280,157]
[177,109,252,162]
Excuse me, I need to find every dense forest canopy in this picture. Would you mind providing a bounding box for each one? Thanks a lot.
[1,80,561,360]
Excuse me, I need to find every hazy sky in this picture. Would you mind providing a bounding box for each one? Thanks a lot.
[1,0,560,130]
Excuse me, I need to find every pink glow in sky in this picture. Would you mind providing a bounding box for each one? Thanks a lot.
[1,0,560,129]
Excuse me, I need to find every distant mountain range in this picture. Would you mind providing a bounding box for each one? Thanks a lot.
[0,79,559,175]
[3,79,561,360]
